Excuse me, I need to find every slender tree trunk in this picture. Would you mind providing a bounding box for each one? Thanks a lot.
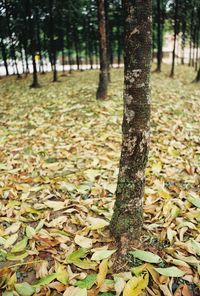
[27,0,40,88]
[12,62,16,75]
[181,20,186,65]
[73,28,80,70]
[68,50,72,72]
[96,0,108,100]
[110,0,151,258]
[170,0,178,77]
[189,10,194,67]
[152,21,156,62]
[4,0,21,79]
[62,48,65,73]
[24,46,29,74]
[195,30,199,71]
[49,0,57,82]
[0,40,9,76]
[95,40,99,68]
[20,47,25,74]
[117,25,122,68]
[156,0,162,72]
[189,39,192,66]
[192,27,196,67]
[88,41,94,70]
[13,49,21,79]
[105,0,111,82]
[195,66,200,82]
[75,41,80,70]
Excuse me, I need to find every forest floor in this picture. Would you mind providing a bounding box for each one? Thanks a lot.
[0,65,199,296]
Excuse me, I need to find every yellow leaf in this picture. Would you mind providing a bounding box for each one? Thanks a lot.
[131,264,147,276]
[4,233,18,249]
[114,276,126,296]
[155,180,171,199]
[56,262,69,284]
[7,272,17,289]
[87,217,109,230]
[74,235,93,249]
[146,264,160,284]
[5,222,21,235]
[152,162,162,174]
[97,259,108,288]
[168,146,179,157]
[123,272,149,296]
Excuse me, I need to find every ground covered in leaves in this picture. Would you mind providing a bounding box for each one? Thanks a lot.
[0,65,199,296]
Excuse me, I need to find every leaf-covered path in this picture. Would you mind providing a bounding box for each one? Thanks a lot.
[0,66,199,295]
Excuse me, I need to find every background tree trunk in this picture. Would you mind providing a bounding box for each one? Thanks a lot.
[27,0,40,88]
[1,40,9,75]
[156,0,162,72]
[105,0,111,82]
[170,0,178,77]
[96,0,108,100]
[195,66,200,82]
[181,20,186,65]
[110,0,151,254]
[49,0,57,82]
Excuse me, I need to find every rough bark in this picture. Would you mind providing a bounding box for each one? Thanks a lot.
[110,0,151,252]
[170,0,178,78]
[96,0,108,100]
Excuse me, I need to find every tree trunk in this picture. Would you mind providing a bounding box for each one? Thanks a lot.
[67,50,72,73]
[95,40,99,68]
[24,46,29,74]
[105,0,111,82]
[189,9,194,67]
[156,0,162,72]
[195,67,200,82]
[192,27,196,67]
[117,24,122,68]
[73,28,80,71]
[96,0,108,100]
[88,41,94,70]
[110,0,151,256]
[181,20,186,65]
[27,0,40,88]
[170,0,178,77]
[49,0,57,82]
[62,48,65,73]
[4,0,21,79]
[0,40,9,76]
[195,30,199,71]
[20,47,25,74]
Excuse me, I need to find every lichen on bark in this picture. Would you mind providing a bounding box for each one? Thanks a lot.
[110,0,152,251]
